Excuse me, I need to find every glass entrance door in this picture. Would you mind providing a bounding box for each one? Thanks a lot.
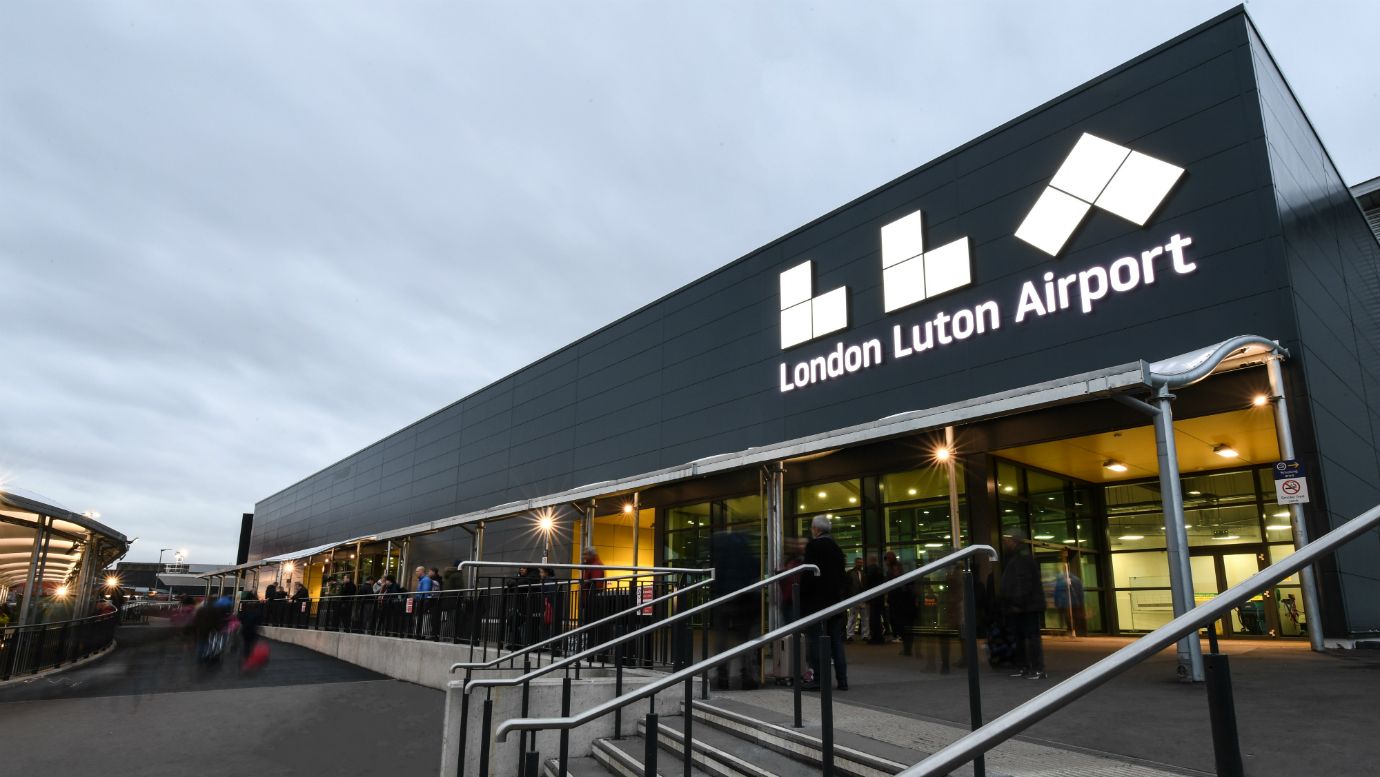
[1190,551,1268,637]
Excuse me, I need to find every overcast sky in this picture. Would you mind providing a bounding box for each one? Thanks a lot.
[2,1,1376,564]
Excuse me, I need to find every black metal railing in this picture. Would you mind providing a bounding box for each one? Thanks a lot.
[0,607,121,681]
[472,563,823,777]
[493,545,997,777]
[249,565,713,669]
[900,503,1380,777]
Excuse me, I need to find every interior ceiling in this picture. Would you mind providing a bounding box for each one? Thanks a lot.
[993,407,1280,483]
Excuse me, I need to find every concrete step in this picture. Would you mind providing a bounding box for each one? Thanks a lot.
[541,755,613,777]
[584,733,715,777]
[697,690,1203,777]
[640,713,819,777]
[687,697,907,777]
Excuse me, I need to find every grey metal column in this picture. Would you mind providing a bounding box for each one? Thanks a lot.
[470,524,485,588]
[399,540,410,587]
[384,541,393,583]
[73,534,97,617]
[354,541,364,585]
[946,427,962,549]
[764,462,785,631]
[1266,356,1325,652]
[16,515,49,625]
[1152,386,1204,682]
[631,492,641,569]
[584,500,597,554]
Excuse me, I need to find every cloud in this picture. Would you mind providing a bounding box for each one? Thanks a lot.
[1,1,1375,562]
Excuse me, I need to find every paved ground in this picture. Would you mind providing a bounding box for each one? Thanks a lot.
[0,624,442,777]
[824,634,1380,777]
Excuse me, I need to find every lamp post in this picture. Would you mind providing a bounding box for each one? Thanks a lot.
[537,511,556,564]
[157,548,172,600]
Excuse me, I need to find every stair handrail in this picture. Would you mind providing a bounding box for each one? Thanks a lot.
[494,543,996,742]
[458,560,714,576]
[899,503,1380,777]
[467,563,819,695]
[449,571,716,673]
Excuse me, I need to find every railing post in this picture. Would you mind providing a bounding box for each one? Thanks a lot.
[818,634,835,777]
[479,695,493,777]
[962,565,986,777]
[456,687,470,777]
[791,581,802,728]
[558,675,572,777]
[644,711,659,777]
[519,654,532,764]
[522,750,540,777]
[1204,650,1244,777]
[700,598,710,700]
[614,625,625,738]
[683,675,694,777]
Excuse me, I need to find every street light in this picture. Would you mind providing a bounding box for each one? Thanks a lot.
[536,510,556,563]
[158,548,173,600]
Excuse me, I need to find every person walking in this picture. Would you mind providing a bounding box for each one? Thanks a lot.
[801,515,849,691]
[886,554,918,656]
[844,557,868,642]
[1000,529,1047,679]
[413,565,437,638]
[336,574,356,631]
[864,555,887,644]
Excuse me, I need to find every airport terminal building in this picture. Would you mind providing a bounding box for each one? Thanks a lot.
[245,9,1380,642]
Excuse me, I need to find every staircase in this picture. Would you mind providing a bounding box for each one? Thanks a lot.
[539,689,1200,777]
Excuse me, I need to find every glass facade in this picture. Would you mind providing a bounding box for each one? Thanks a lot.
[1106,465,1303,636]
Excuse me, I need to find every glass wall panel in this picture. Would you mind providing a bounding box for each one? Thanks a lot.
[881,468,965,569]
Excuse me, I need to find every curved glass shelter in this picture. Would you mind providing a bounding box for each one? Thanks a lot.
[0,486,130,626]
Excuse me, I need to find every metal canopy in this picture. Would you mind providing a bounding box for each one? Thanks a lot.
[0,486,129,590]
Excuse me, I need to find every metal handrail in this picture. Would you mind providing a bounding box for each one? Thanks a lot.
[287,570,651,603]
[458,561,714,576]
[494,544,996,741]
[900,504,1380,777]
[470,563,821,695]
[450,575,717,673]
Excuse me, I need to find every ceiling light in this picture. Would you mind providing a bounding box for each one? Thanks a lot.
[817,491,828,499]
[924,542,944,548]
[848,497,857,504]
[1211,530,1240,540]
[799,504,806,509]
[1188,490,1202,496]
[1214,444,1238,459]
[1062,539,1076,544]
[1033,534,1055,540]
[1272,510,1290,518]
[1118,534,1145,541]
[1003,485,1015,493]
[1266,524,1291,531]
[908,488,917,495]
[1104,460,1128,473]
[1252,394,1269,407]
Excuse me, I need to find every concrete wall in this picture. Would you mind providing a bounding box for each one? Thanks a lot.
[260,625,515,690]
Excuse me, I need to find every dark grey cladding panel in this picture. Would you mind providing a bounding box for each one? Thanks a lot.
[508,430,576,471]
[509,406,578,449]
[459,413,513,454]
[460,449,509,480]
[1248,20,1380,635]
[574,397,660,448]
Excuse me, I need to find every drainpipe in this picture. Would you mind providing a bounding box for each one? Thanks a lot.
[1266,356,1325,652]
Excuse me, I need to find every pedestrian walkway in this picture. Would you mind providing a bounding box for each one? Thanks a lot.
[825,635,1380,777]
[0,624,442,777]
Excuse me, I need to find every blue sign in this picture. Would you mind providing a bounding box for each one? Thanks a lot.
[1274,459,1305,480]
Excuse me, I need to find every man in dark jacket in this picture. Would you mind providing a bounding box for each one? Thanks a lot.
[801,515,849,691]
[999,529,1047,679]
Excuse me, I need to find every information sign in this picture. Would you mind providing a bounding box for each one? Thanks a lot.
[1273,459,1310,505]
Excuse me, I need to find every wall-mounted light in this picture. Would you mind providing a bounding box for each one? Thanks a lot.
[1104,460,1128,473]
[105,575,120,588]
[1214,444,1238,458]
[934,446,952,462]
[1252,394,1269,407]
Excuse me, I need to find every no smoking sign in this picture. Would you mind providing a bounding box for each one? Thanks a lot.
[1273,459,1310,505]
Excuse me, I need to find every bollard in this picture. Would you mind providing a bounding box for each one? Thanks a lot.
[791,581,802,728]
[456,687,471,777]
[1204,652,1244,777]
[614,624,625,738]
[522,750,540,777]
